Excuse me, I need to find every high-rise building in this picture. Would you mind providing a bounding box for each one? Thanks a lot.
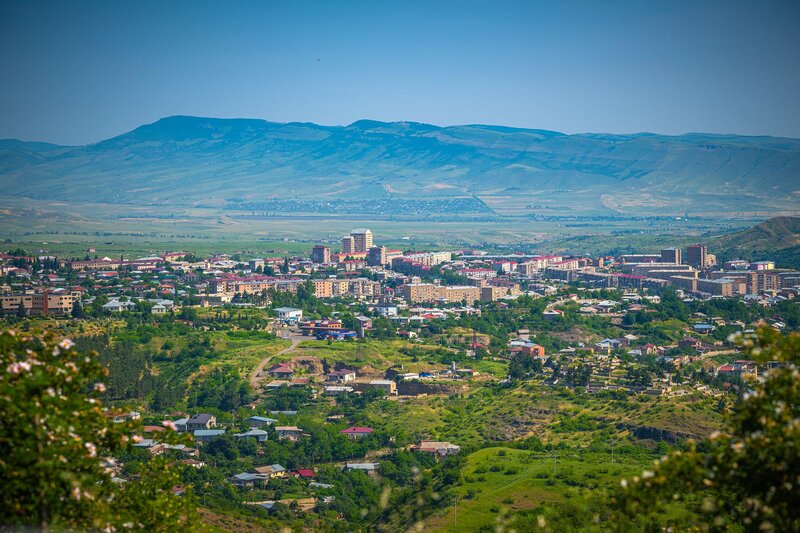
[660,248,681,264]
[367,246,388,266]
[311,245,331,264]
[350,229,373,253]
[342,236,355,255]
[685,244,707,268]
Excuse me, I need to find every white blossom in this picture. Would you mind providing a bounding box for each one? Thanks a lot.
[85,442,97,458]
[59,338,75,350]
[7,361,31,374]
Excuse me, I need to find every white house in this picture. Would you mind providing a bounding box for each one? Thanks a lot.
[275,307,303,323]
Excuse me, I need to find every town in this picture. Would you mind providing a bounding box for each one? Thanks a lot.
[1,229,797,530]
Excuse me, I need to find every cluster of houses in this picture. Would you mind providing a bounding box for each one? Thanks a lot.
[113,406,460,501]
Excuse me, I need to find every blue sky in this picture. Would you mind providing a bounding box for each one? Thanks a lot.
[1,0,799,144]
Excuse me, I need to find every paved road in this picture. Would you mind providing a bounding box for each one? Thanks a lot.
[248,336,303,389]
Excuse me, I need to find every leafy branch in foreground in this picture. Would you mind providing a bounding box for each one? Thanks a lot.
[612,326,800,532]
[0,329,198,531]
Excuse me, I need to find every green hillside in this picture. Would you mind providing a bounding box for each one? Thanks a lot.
[710,216,800,268]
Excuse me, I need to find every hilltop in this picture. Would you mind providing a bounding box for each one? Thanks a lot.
[1,115,800,218]
[711,216,800,268]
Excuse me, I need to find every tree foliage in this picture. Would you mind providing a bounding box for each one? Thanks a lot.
[613,327,800,532]
[0,329,197,530]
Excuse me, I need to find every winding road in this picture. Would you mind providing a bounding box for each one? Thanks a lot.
[248,336,303,389]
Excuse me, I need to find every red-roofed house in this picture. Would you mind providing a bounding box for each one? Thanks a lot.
[268,364,294,379]
[340,426,374,440]
[292,469,315,479]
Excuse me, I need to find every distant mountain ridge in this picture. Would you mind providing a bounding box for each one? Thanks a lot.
[1,115,799,216]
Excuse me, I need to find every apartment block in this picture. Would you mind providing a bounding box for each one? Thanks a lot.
[311,245,331,264]
[660,248,681,264]
[480,286,519,302]
[367,246,388,267]
[696,278,734,296]
[350,229,373,253]
[399,283,480,305]
[311,279,333,298]
[669,275,698,292]
[0,291,78,316]
[341,236,355,255]
[685,244,707,268]
[403,251,453,266]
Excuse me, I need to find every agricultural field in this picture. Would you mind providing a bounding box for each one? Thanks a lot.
[0,194,749,256]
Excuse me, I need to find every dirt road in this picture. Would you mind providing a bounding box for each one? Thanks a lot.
[248,337,303,389]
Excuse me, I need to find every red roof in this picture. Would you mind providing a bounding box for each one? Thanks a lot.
[293,469,315,478]
[340,426,374,435]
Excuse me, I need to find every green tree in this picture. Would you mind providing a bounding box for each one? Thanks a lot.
[0,329,197,531]
[71,300,86,319]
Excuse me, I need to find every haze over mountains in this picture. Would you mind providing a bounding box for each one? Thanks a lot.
[1,115,799,217]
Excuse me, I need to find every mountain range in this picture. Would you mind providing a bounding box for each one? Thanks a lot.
[2,115,800,217]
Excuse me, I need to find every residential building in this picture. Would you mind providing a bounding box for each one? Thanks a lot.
[186,413,217,431]
[751,261,775,271]
[375,301,398,317]
[0,290,79,316]
[697,278,734,296]
[685,244,708,268]
[368,380,398,396]
[367,246,388,266]
[327,369,357,382]
[311,279,333,298]
[660,248,681,264]
[412,441,461,456]
[268,364,294,379]
[252,464,287,479]
[350,229,373,253]
[248,258,265,271]
[245,416,277,428]
[275,426,305,441]
[480,286,519,302]
[342,236,355,255]
[311,245,331,264]
[234,428,269,442]
[403,251,452,266]
[398,283,480,305]
[340,426,374,440]
[193,429,225,443]
[344,462,379,476]
[275,307,303,322]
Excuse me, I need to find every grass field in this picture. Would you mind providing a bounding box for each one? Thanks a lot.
[423,446,656,532]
